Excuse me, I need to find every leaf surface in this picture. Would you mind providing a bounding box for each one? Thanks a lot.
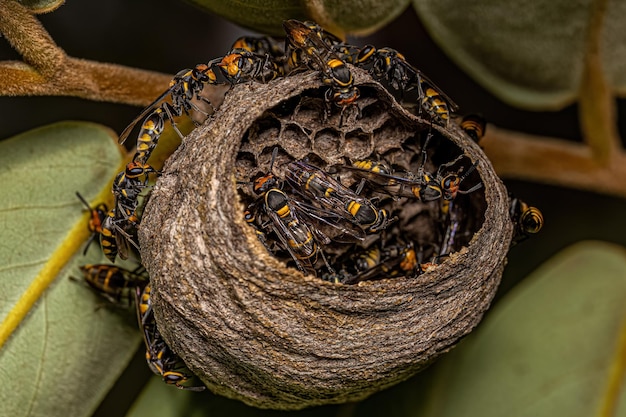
[18,0,64,13]
[413,0,626,110]
[186,0,409,36]
[412,241,626,417]
[0,122,142,417]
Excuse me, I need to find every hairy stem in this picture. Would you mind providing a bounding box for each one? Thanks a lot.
[0,0,172,106]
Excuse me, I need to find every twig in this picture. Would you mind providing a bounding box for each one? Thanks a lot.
[0,0,171,106]
[482,125,626,198]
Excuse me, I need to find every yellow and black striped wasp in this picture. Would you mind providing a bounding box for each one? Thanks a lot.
[509,194,544,245]
[214,48,284,84]
[261,187,324,275]
[283,19,360,119]
[99,207,140,262]
[73,263,148,306]
[119,64,220,165]
[347,242,421,284]
[285,160,393,234]
[460,114,487,143]
[135,284,206,391]
[112,162,158,212]
[243,149,361,275]
[282,20,354,65]
[327,242,423,285]
[347,135,482,203]
[231,35,286,60]
[347,158,443,202]
[355,45,459,125]
[243,150,335,275]
[99,208,120,262]
[109,161,159,260]
[76,192,108,255]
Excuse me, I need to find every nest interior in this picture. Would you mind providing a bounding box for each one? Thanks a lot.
[138,67,513,410]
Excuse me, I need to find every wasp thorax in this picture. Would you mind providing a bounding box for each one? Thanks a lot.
[138,68,513,409]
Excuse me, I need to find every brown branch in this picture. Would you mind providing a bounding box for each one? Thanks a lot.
[0,60,173,106]
[482,125,626,198]
[0,0,172,106]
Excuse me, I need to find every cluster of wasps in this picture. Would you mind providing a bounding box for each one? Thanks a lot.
[71,19,544,389]
[73,193,205,391]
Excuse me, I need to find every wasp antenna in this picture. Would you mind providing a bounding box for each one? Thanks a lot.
[75,191,91,210]
[459,161,479,181]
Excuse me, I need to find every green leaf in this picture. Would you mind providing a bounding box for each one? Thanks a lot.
[18,0,65,13]
[0,122,142,417]
[185,0,309,36]
[304,0,410,36]
[186,0,409,36]
[127,374,350,416]
[402,241,626,417]
[126,377,202,417]
[412,0,626,110]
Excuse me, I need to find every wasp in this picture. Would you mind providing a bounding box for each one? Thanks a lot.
[321,58,360,108]
[283,20,359,118]
[285,160,393,234]
[438,196,475,257]
[99,208,128,262]
[262,188,323,275]
[99,208,120,262]
[75,192,108,255]
[283,20,353,63]
[112,161,158,217]
[349,157,481,202]
[215,49,284,84]
[338,243,421,284]
[135,285,206,391]
[135,282,152,325]
[109,162,158,258]
[119,64,220,169]
[509,194,544,245]
[355,45,458,125]
[460,114,487,143]
[98,207,141,262]
[346,158,445,202]
[231,36,285,59]
[348,135,482,202]
[74,263,147,306]
[244,149,342,275]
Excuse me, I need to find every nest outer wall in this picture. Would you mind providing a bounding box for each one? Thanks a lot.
[138,68,514,410]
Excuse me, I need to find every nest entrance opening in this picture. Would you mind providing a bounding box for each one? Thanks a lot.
[235,84,486,282]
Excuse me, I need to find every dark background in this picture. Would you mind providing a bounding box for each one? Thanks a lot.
[2,1,624,415]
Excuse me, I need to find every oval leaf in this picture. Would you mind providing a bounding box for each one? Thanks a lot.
[412,0,626,109]
[185,0,309,36]
[0,122,142,417]
[406,241,626,417]
[304,0,410,36]
[18,0,65,14]
[126,373,349,416]
[186,0,409,36]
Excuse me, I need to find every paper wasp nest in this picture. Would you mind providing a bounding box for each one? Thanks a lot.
[139,68,513,409]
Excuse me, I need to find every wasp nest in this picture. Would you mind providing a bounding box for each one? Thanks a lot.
[138,67,513,409]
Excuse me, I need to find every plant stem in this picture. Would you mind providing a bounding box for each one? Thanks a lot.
[482,125,626,198]
[0,0,171,106]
